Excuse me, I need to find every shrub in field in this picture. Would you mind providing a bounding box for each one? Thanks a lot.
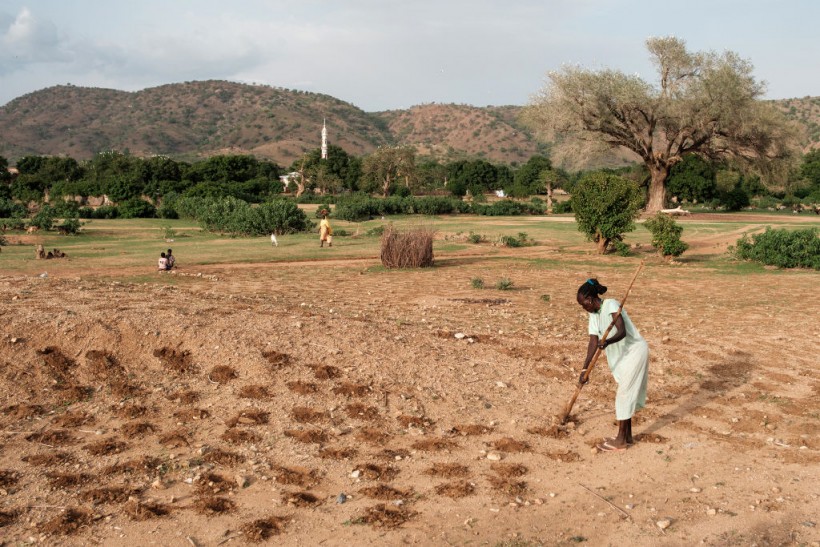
[733,227,820,269]
[644,213,688,259]
[366,225,385,237]
[380,225,435,268]
[552,200,572,214]
[118,198,157,219]
[0,198,27,218]
[612,239,632,257]
[471,277,485,289]
[571,172,643,253]
[29,205,55,231]
[473,199,529,216]
[57,218,83,235]
[495,277,514,290]
[255,199,311,235]
[160,224,177,240]
[466,232,485,244]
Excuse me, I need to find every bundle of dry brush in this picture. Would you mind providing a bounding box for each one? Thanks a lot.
[380,225,435,268]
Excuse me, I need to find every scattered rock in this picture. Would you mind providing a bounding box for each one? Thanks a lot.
[706,508,717,516]
[486,452,502,461]
[336,493,348,504]
[656,518,672,530]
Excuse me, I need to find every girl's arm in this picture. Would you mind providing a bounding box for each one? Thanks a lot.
[599,313,626,349]
[579,335,599,384]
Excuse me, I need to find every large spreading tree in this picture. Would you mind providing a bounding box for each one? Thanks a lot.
[524,37,797,212]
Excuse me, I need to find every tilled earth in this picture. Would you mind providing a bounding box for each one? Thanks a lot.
[0,248,818,546]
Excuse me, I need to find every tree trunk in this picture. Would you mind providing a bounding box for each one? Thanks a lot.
[546,181,553,214]
[646,166,669,213]
[597,237,609,254]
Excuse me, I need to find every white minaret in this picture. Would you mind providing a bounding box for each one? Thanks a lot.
[321,118,328,160]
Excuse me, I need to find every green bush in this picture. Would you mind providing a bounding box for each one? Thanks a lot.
[552,200,573,214]
[366,225,385,237]
[571,172,643,253]
[466,232,485,244]
[644,213,688,258]
[0,198,27,218]
[118,198,157,219]
[612,239,632,257]
[78,205,119,219]
[57,217,83,235]
[29,205,56,231]
[499,235,523,247]
[471,277,485,289]
[495,277,514,290]
[733,227,820,269]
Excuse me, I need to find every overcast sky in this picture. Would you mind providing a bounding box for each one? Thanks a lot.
[1,1,817,111]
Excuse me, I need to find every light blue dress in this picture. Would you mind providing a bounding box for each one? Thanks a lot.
[588,299,649,420]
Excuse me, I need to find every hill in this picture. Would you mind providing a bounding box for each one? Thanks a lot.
[0,81,392,167]
[1,81,818,168]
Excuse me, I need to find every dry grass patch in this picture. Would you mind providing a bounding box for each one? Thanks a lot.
[226,409,269,427]
[159,429,190,447]
[310,364,342,380]
[359,484,413,501]
[434,481,475,498]
[451,424,493,436]
[358,503,418,529]
[209,365,238,383]
[194,496,236,514]
[284,428,327,444]
[273,466,322,488]
[21,452,74,467]
[196,472,234,495]
[487,476,528,496]
[80,486,141,504]
[39,507,91,535]
[221,429,261,444]
[120,421,157,437]
[203,448,246,466]
[397,415,434,429]
[111,403,149,419]
[103,456,162,475]
[124,500,171,520]
[545,451,581,463]
[526,425,569,438]
[238,384,271,399]
[172,408,210,422]
[355,463,399,482]
[287,381,319,394]
[317,446,358,460]
[375,448,411,461]
[241,516,289,541]
[284,491,322,507]
[424,463,470,478]
[47,472,93,489]
[0,509,19,527]
[380,225,434,269]
[290,406,329,424]
[25,429,75,446]
[410,438,458,451]
[333,383,372,397]
[3,403,46,419]
[84,438,128,456]
[167,389,199,405]
[345,403,381,421]
[491,437,531,453]
[490,463,528,478]
[355,428,391,445]
[52,410,95,428]
[0,470,20,489]
[262,350,291,368]
[153,347,195,375]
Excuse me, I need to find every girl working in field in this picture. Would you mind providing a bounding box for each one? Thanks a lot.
[577,278,649,451]
[319,209,333,247]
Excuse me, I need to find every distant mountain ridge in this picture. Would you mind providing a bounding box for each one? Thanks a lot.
[0,80,817,168]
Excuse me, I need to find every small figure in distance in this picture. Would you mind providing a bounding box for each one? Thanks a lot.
[270,233,278,247]
[158,252,168,272]
[319,209,333,248]
[166,249,175,269]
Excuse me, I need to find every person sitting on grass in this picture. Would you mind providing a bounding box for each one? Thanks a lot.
[158,252,168,272]
[166,248,175,269]
[576,278,649,452]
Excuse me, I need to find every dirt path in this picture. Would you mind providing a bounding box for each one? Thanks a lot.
[1,244,818,545]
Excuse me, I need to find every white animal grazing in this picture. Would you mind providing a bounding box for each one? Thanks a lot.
[270,234,278,247]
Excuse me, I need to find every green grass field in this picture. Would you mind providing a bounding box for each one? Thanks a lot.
[1,211,818,277]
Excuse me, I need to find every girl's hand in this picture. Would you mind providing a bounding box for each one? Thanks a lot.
[578,370,589,385]
[597,340,607,350]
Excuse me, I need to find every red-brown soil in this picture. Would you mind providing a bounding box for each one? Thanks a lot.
[1,230,819,545]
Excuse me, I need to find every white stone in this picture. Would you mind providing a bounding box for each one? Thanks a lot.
[656,518,672,530]
[486,452,503,461]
